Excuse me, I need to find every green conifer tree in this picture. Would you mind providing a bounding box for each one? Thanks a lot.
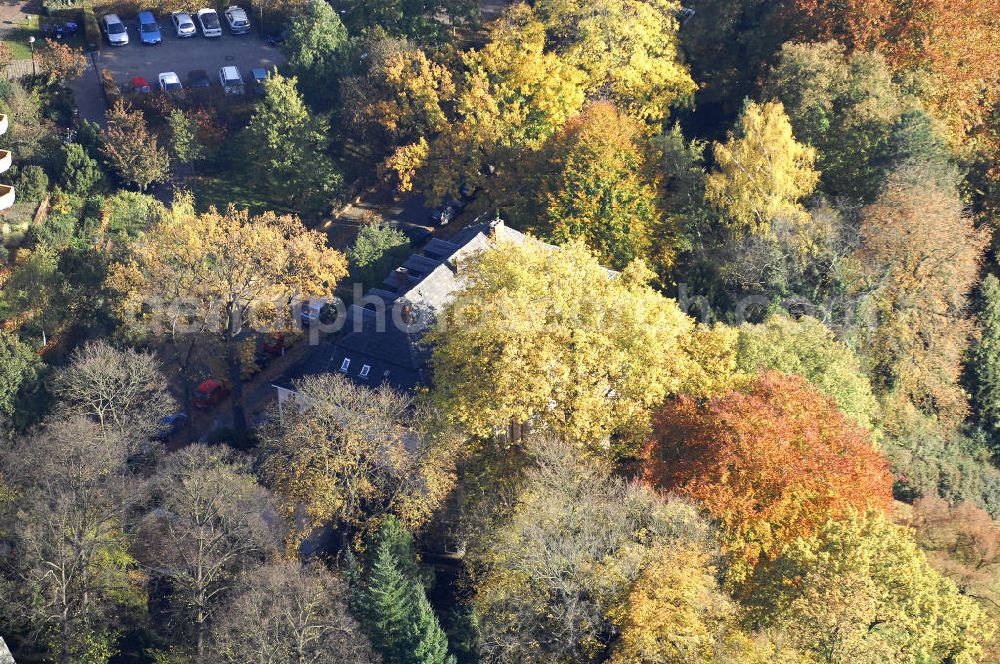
[357,524,454,664]
[408,589,454,664]
[360,539,414,662]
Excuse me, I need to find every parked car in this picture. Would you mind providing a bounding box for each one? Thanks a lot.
[401,224,432,247]
[192,379,230,408]
[170,11,197,37]
[224,5,251,34]
[137,11,162,44]
[219,65,244,94]
[158,71,182,92]
[130,76,152,93]
[187,68,211,88]
[100,13,129,46]
[265,27,287,45]
[431,203,455,226]
[154,412,188,440]
[250,67,268,94]
[42,21,79,40]
[301,301,327,327]
[196,8,222,37]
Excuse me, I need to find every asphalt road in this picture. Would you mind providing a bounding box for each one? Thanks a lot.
[91,17,285,90]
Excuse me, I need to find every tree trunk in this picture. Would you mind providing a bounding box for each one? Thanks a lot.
[227,340,247,431]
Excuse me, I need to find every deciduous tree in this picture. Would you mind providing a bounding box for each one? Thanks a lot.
[427,238,732,451]
[643,371,894,584]
[108,205,347,430]
[609,545,811,664]
[258,373,460,547]
[762,41,916,201]
[469,436,718,663]
[0,417,144,664]
[735,315,878,429]
[244,74,343,217]
[51,340,176,448]
[518,102,668,272]
[747,510,994,664]
[534,0,695,122]
[420,8,586,204]
[285,0,350,108]
[705,101,819,236]
[0,330,44,436]
[790,0,999,164]
[211,561,377,664]
[37,39,86,85]
[348,218,411,289]
[137,445,282,663]
[854,162,988,423]
[904,497,1000,659]
[100,101,169,192]
[165,108,204,167]
[971,273,1000,445]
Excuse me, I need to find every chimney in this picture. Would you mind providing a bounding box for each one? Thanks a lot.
[487,217,503,240]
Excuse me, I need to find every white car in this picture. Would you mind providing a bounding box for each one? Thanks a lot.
[170,11,197,37]
[219,65,244,94]
[100,13,129,46]
[196,8,222,37]
[224,5,251,34]
[158,71,183,92]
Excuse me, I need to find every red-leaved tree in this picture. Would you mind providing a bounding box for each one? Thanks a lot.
[642,371,894,585]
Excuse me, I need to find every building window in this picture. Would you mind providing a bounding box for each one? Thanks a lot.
[340,358,350,372]
[359,364,371,378]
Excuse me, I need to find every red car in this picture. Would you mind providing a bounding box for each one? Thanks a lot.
[130,76,152,94]
[192,379,230,409]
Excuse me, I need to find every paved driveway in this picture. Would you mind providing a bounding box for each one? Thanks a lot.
[92,19,285,89]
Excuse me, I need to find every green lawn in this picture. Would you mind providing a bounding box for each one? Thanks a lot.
[189,175,292,217]
[3,14,86,59]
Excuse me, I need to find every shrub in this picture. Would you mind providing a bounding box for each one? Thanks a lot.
[14,165,49,204]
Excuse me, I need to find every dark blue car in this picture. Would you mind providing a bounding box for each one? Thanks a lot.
[137,11,162,45]
[155,412,188,440]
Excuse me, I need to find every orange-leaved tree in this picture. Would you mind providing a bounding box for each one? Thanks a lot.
[788,0,999,164]
[642,371,893,586]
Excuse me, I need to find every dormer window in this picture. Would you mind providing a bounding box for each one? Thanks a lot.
[340,358,350,372]
[359,364,371,378]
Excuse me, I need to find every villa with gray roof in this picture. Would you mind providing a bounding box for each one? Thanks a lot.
[274,217,540,411]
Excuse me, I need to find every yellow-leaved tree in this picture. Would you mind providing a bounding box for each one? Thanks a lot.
[705,100,819,236]
[747,511,994,664]
[420,6,586,203]
[258,373,461,549]
[609,545,812,664]
[108,201,347,430]
[535,0,696,122]
[426,237,734,452]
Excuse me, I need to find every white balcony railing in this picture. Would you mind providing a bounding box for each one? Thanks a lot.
[0,184,15,211]
[0,150,10,174]
[0,114,7,136]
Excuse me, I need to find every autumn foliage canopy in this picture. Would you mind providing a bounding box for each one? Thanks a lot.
[643,371,894,581]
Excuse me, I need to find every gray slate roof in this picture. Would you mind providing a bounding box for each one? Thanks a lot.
[326,218,536,392]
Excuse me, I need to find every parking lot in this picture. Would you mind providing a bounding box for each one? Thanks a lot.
[93,15,285,90]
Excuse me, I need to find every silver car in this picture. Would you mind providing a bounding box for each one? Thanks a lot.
[224,5,251,34]
[196,8,222,37]
[170,11,197,37]
[100,13,129,46]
